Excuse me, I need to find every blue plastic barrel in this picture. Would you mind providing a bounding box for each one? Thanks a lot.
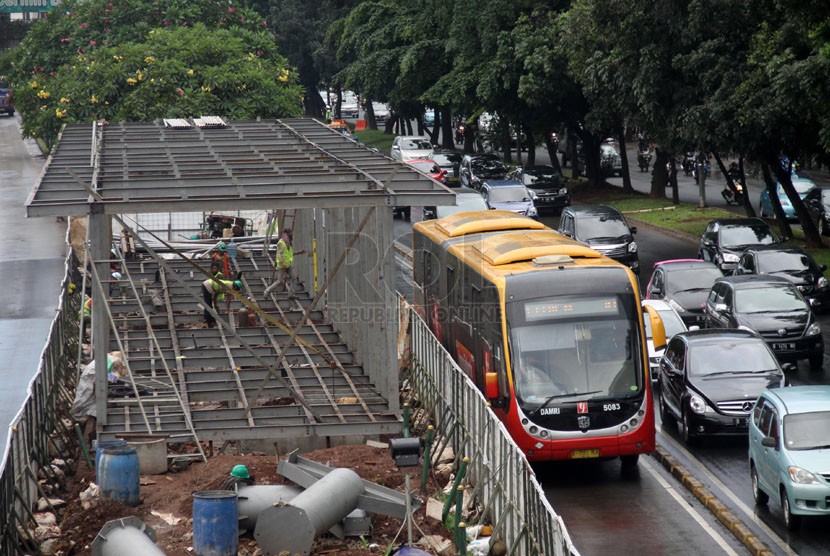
[95,439,127,469]
[97,445,140,506]
[192,491,238,556]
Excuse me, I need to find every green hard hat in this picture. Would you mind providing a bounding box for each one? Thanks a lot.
[230,464,250,479]
[233,280,243,289]
[217,241,227,252]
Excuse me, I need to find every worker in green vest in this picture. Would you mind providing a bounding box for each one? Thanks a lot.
[264,228,306,296]
[202,273,243,327]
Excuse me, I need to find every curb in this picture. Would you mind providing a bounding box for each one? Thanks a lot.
[652,446,775,556]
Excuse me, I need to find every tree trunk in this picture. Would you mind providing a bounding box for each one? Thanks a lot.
[384,114,396,134]
[499,119,512,164]
[578,132,602,187]
[651,149,669,198]
[525,127,535,166]
[416,118,424,136]
[334,87,343,119]
[761,163,793,239]
[738,158,755,216]
[668,156,679,204]
[431,109,441,145]
[304,86,326,118]
[618,126,633,193]
[441,106,454,149]
[364,99,377,130]
[463,124,476,154]
[773,160,822,246]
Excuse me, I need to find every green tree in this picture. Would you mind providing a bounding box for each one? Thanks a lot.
[9,0,302,150]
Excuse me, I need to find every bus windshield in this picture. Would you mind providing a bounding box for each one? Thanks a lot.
[509,295,641,410]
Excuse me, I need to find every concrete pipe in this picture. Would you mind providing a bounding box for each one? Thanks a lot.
[236,484,302,531]
[91,517,166,556]
[254,468,364,556]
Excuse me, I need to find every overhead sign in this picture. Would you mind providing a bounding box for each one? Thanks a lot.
[0,0,61,13]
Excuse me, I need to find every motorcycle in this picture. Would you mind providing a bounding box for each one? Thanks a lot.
[455,124,465,145]
[692,158,710,181]
[681,152,695,176]
[721,181,745,205]
[637,149,652,172]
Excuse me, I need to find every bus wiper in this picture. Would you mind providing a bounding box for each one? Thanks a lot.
[529,390,602,417]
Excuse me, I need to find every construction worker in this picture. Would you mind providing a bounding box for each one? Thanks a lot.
[212,241,231,278]
[264,228,306,296]
[202,273,243,327]
[79,295,92,342]
[219,464,255,491]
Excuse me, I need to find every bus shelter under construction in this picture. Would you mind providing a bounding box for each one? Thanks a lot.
[25,117,455,453]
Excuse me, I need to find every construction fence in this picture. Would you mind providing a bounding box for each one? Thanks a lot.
[0,249,82,555]
[405,307,580,556]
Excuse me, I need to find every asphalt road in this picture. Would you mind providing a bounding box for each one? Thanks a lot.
[0,116,67,457]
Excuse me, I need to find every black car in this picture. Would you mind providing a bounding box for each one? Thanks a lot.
[558,205,638,273]
[459,153,508,189]
[509,165,570,214]
[698,218,782,274]
[802,186,830,236]
[735,245,830,312]
[658,329,785,445]
[704,275,824,370]
[645,260,723,327]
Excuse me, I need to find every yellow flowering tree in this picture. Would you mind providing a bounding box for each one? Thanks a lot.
[9,0,301,150]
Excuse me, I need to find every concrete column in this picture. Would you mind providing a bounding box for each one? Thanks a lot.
[377,207,399,411]
[89,209,112,426]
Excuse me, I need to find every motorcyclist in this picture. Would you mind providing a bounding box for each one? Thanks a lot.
[636,136,651,171]
[722,161,744,205]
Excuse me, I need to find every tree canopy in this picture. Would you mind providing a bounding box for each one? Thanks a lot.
[9,0,302,150]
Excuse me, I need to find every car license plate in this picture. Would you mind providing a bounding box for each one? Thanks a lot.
[772,342,795,351]
[571,449,600,459]
[733,418,747,428]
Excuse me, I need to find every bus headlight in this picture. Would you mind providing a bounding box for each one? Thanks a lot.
[689,394,708,415]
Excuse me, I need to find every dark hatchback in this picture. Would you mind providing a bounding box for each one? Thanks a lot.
[735,245,830,313]
[558,205,638,273]
[459,153,509,189]
[698,218,782,274]
[704,275,823,370]
[509,165,570,214]
[645,260,724,327]
[658,329,785,445]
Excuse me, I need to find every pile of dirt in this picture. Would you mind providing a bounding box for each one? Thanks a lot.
[52,443,453,556]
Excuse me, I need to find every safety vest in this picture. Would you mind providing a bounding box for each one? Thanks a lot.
[276,239,294,269]
[203,277,235,301]
[81,297,92,318]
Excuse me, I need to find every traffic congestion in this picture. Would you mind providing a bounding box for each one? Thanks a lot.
[388,131,830,555]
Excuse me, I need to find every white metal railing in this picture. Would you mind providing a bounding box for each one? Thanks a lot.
[406,308,580,556]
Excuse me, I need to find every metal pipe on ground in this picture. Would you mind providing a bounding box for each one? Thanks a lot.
[254,468,364,556]
[91,517,166,556]
[236,485,303,531]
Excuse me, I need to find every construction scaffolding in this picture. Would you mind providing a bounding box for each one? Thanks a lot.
[26,117,455,447]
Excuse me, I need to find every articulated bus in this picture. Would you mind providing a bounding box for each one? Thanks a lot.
[412,210,665,466]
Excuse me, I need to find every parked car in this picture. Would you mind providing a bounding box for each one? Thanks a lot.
[600,143,623,177]
[338,90,359,118]
[432,149,462,185]
[480,179,537,218]
[390,136,434,162]
[509,165,570,214]
[658,328,785,445]
[642,299,689,382]
[422,186,488,220]
[759,178,816,220]
[405,159,447,184]
[735,245,830,312]
[645,260,724,327]
[749,385,830,531]
[459,153,508,189]
[698,218,782,274]
[704,275,824,370]
[802,186,830,235]
[558,205,638,273]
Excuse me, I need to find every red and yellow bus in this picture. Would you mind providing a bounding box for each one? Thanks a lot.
[412,210,665,466]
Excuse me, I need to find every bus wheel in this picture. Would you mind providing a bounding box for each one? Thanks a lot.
[620,455,639,470]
